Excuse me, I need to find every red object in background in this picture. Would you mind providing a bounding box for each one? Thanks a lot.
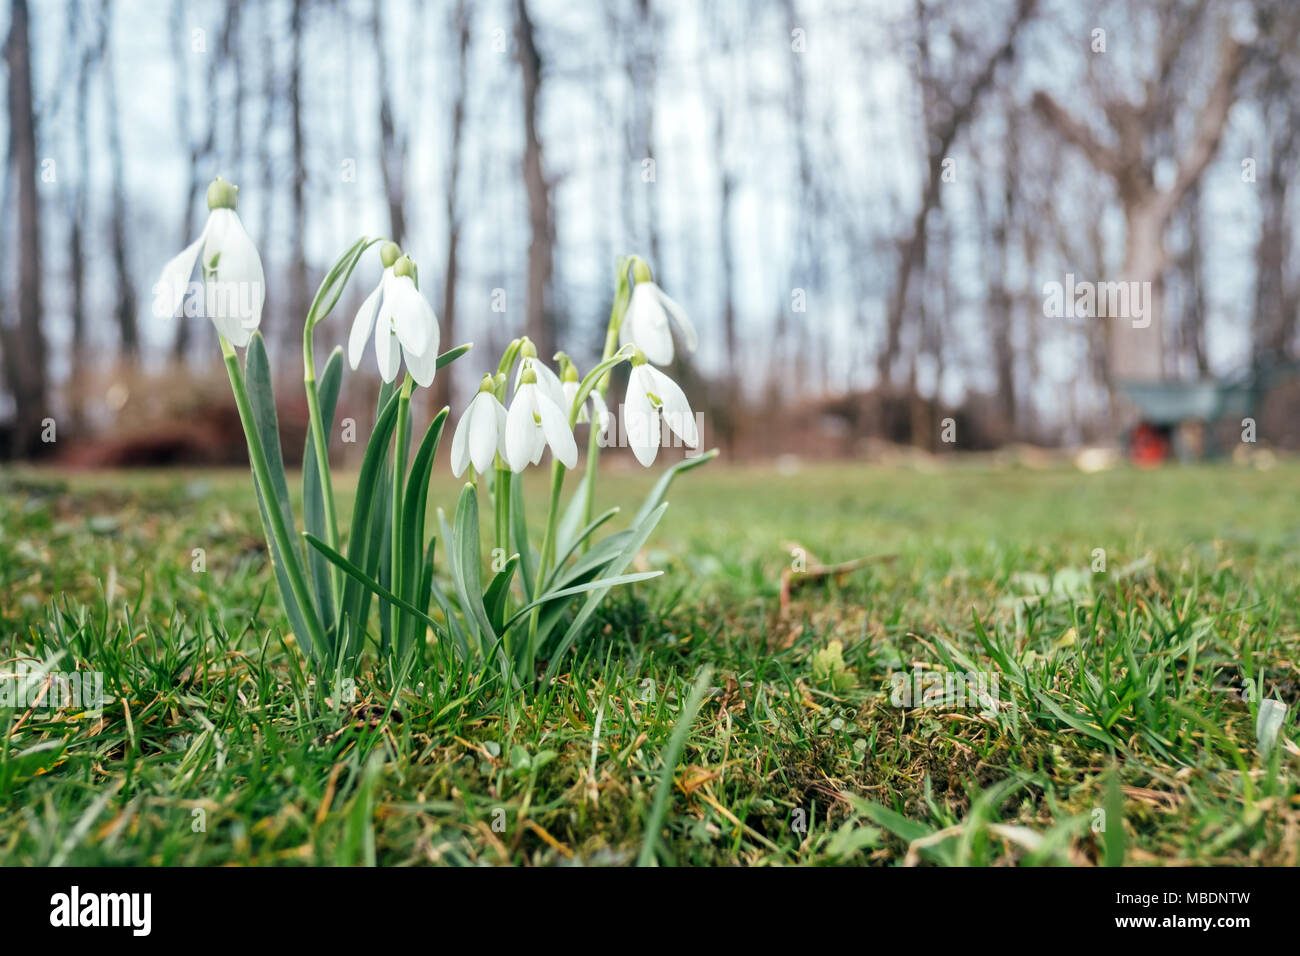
[1130,422,1172,467]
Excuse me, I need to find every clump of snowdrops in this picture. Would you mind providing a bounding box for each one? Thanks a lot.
[156,178,715,690]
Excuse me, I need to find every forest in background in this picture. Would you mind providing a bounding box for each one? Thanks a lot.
[1,0,1299,462]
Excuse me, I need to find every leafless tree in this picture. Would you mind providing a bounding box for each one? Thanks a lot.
[517,0,555,358]
[1,0,46,456]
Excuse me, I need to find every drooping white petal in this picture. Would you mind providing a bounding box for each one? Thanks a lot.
[155,226,207,319]
[493,400,508,459]
[348,279,384,370]
[386,276,435,357]
[536,392,578,469]
[656,287,698,354]
[562,380,588,423]
[203,209,264,347]
[646,366,698,447]
[515,357,567,412]
[589,392,611,437]
[375,326,402,383]
[402,336,438,389]
[620,282,674,365]
[450,400,474,478]
[469,393,505,474]
[625,370,660,467]
[505,386,539,473]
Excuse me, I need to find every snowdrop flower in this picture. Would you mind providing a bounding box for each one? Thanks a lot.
[556,353,611,436]
[617,260,697,366]
[624,348,698,467]
[505,367,577,473]
[347,247,440,387]
[512,338,567,411]
[155,177,265,347]
[451,375,508,478]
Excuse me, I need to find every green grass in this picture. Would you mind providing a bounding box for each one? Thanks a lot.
[2,459,1298,865]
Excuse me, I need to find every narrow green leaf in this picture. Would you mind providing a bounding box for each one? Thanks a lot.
[305,532,444,638]
[502,571,663,634]
[484,553,520,635]
[436,342,474,371]
[631,448,719,527]
[304,347,344,631]
[338,390,401,661]
[638,665,713,866]
[510,476,538,602]
[545,506,620,591]
[543,503,669,684]
[397,408,448,656]
[306,237,376,329]
[245,335,317,657]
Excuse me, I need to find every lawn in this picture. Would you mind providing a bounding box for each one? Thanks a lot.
[2,460,1297,865]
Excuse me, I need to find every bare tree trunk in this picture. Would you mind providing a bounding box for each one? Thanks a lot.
[1034,25,1246,384]
[288,0,308,340]
[372,0,406,247]
[67,0,94,429]
[1,0,47,457]
[517,0,555,358]
[256,0,275,334]
[880,0,1037,387]
[432,0,470,413]
[101,0,139,360]
[631,0,661,274]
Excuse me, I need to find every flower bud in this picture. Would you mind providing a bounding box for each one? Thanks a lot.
[206,177,239,211]
[380,241,402,268]
[519,337,537,359]
[520,367,538,385]
[393,255,416,279]
[631,258,653,285]
[478,373,495,394]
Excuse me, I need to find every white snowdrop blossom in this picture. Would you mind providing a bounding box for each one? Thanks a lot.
[451,376,508,477]
[505,368,578,473]
[513,344,567,412]
[347,248,440,387]
[155,178,265,348]
[561,375,610,436]
[624,352,699,467]
[618,273,698,367]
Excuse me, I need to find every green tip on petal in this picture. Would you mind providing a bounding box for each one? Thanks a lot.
[206,177,238,211]
[380,241,402,268]
[631,258,653,284]
[393,255,416,278]
[520,367,538,385]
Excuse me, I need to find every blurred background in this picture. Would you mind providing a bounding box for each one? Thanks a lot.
[1,0,1298,466]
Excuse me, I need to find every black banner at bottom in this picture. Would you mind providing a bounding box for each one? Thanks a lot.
[0,865,1273,943]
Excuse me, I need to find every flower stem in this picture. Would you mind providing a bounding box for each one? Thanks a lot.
[390,374,414,648]
[494,464,512,557]
[302,324,342,613]
[220,337,327,660]
[580,263,631,548]
[525,459,566,676]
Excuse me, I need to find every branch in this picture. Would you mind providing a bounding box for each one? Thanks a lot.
[1153,34,1246,221]
[1031,90,1124,179]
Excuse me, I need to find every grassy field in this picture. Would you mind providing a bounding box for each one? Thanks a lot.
[2,459,1298,865]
